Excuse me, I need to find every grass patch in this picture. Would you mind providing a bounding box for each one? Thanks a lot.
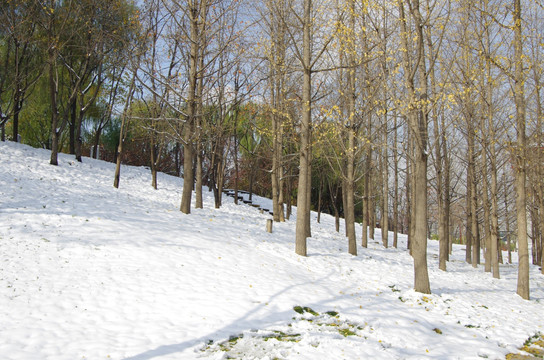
[201,307,367,358]
[506,333,544,359]
[388,285,400,293]
[338,328,357,337]
[293,306,319,316]
[263,331,301,342]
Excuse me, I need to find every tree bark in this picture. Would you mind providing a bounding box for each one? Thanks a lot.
[180,1,205,215]
[362,151,370,248]
[393,110,399,248]
[481,146,492,272]
[382,117,389,249]
[399,0,431,293]
[49,49,60,166]
[295,0,312,256]
[113,73,136,189]
[344,1,357,255]
[513,0,529,300]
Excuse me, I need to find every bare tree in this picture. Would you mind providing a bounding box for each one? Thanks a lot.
[513,0,529,300]
[397,0,431,294]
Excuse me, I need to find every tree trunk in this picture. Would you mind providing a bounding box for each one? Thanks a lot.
[443,125,452,261]
[345,10,357,255]
[329,180,340,232]
[393,110,399,248]
[195,55,204,209]
[295,0,312,256]
[70,96,77,155]
[286,170,292,220]
[413,134,431,293]
[401,0,430,294]
[504,182,512,264]
[93,127,102,159]
[317,174,323,223]
[272,111,281,221]
[150,140,158,190]
[382,122,389,249]
[407,133,414,254]
[481,147,491,272]
[369,192,375,240]
[469,129,479,267]
[113,74,136,189]
[346,128,357,255]
[195,145,203,208]
[49,53,60,166]
[513,0,529,300]
[428,38,446,269]
[278,168,286,222]
[465,175,473,263]
[12,92,22,143]
[362,160,370,248]
[180,1,202,215]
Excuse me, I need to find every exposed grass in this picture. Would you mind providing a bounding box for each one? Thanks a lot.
[506,333,544,360]
[201,307,366,358]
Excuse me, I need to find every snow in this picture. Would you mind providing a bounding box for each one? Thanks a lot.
[0,141,543,360]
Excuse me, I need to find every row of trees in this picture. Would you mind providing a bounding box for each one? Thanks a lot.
[1,0,543,299]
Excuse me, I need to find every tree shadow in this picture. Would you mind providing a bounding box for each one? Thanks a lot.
[122,272,339,360]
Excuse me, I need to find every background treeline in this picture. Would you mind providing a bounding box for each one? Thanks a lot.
[1,0,543,298]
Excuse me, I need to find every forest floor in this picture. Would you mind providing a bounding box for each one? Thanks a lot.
[1,141,543,360]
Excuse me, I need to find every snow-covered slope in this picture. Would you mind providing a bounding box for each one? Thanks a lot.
[1,141,543,360]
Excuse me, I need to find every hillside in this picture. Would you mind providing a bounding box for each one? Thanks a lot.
[0,141,543,360]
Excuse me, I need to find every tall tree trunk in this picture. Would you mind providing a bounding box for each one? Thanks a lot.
[11,44,21,143]
[329,180,340,232]
[443,121,451,260]
[393,110,399,248]
[113,74,136,189]
[382,118,389,249]
[400,0,430,293]
[513,0,529,300]
[295,0,312,256]
[272,111,281,221]
[49,52,60,166]
[306,151,312,237]
[194,36,205,209]
[504,180,512,264]
[195,70,204,208]
[413,126,431,293]
[286,169,292,220]
[278,162,286,222]
[69,97,77,155]
[489,149,500,277]
[465,173,473,263]
[93,127,102,159]
[362,152,370,248]
[344,1,357,255]
[428,25,446,269]
[317,174,323,223]
[180,1,203,215]
[150,139,158,190]
[75,95,85,163]
[12,91,22,143]
[468,127,480,267]
[369,190,376,240]
[346,128,357,255]
[481,146,491,272]
[406,133,413,253]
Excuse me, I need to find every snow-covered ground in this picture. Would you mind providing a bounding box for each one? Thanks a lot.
[0,141,543,360]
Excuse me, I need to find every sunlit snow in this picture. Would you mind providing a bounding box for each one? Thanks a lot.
[1,141,543,359]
